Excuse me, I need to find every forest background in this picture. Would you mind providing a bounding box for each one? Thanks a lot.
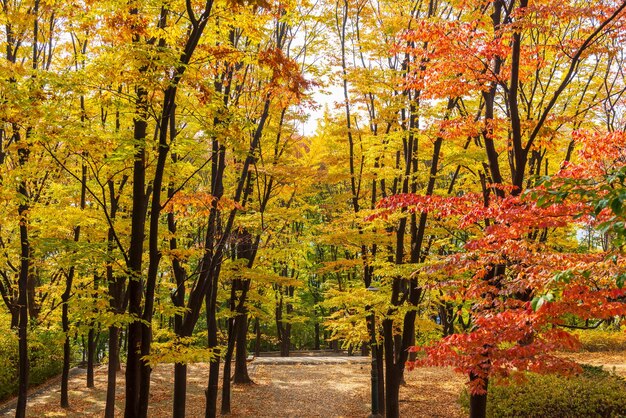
[2,0,626,417]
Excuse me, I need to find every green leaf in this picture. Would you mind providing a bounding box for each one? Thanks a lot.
[531,293,554,311]
[617,273,626,289]
[610,197,623,216]
[595,198,610,215]
[553,270,573,284]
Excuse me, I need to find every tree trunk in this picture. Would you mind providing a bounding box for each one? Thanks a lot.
[254,318,261,357]
[104,326,119,418]
[384,366,400,418]
[16,181,30,418]
[221,353,232,414]
[173,363,187,417]
[205,277,220,418]
[377,344,385,415]
[61,327,71,408]
[221,290,238,415]
[205,353,220,418]
[87,328,96,388]
[469,373,488,418]
[16,131,31,418]
[314,322,320,350]
[383,318,399,418]
[16,289,28,418]
[124,81,148,417]
[61,269,77,407]
[233,314,252,384]
[280,323,291,357]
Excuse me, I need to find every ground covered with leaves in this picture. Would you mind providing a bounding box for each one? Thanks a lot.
[4,351,625,417]
[0,359,465,417]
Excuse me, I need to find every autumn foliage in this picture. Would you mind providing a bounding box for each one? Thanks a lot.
[374,128,626,395]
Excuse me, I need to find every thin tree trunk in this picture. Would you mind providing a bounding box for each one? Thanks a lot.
[314,322,320,351]
[104,326,119,418]
[377,343,385,414]
[220,289,237,414]
[15,3,39,415]
[16,156,30,416]
[86,328,96,388]
[205,302,220,418]
[61,329,71,407]
[254,318,261,357]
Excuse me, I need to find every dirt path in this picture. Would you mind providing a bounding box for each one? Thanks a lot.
[0,357,465,417]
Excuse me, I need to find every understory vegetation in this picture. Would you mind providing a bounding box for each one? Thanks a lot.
[2,0,626,417]
[461,364,626,418]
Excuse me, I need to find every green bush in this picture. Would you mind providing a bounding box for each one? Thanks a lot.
[29,330,65,387]
[0,329,65,402]
[0,331,18,400]
[575,330,626,352]
[460,365,626,418]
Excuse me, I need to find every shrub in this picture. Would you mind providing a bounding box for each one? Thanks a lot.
[0,329,65,402]
[0,331,18,400]
[460,364,626,418]
[29,330,65,387]
[575,329,626,352]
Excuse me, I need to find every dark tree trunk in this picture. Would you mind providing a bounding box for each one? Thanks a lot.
[62,160,86,406]
[124,78,148,417]
[173,363,187,418]
[233,314,252,384]
[469,373,488,418]
[220,285,237,414]
[10,311,18,329]
[280,323,291,357]
[377,343,385,414]
[205,357,220,418]
[254,317,261,357]
[224,233,256,400]
[220,348,232,414]
[383,319,399,418]
[16,182,30,418]
[385,372,400,418]
[276,282,293,357]
[61,330,71,407]
[60,268,77,407]
[16,132,32,418]
[205,288,220,418]
[104,326,119,418]
[314,322,320,350]
[87,328,96,388]
[16,273,28,418]
[169,151,190,418]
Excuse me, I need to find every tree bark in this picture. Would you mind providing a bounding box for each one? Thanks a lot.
[233,314,252,384]
[254,318,261,357]
[104,326,119,418]
[205,285,220,418]
[124,79,148,418]
[172,363,187,418]
[86,328,96,388]
[314,322,320,351]
[469,373,488,418]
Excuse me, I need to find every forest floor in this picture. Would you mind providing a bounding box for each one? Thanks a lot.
[0,355,464,418]
[1,351,624,417]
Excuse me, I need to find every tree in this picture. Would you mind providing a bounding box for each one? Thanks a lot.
[371,2,626,417]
